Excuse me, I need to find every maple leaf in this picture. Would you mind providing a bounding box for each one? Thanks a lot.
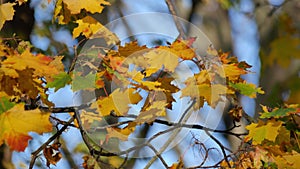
[222,63,248,81]
[46,72,72,92]
[229,82,264,98]
[135,101,167,124]
[144,48,179,72]
[72,72,97,91]
[73,16,103,38]
[129,70,161,91]
[0,104,52,151]
[53,0,72,24]
[274,151,300,169]
[106,122,136,141]
[79,109,102,130]
[63,0,110,14]
[157,77,179,109]
[169,38,196,60]
[245,119,282,145]
[1,48,63,81]
[97,88,142,116]
[0,3,16,30]
[118,41,148,58]
[43,142,62,167]
[181,71,233,108]
[260,105,298,119]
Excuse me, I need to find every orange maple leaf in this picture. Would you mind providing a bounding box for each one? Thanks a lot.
[0,104,52,151]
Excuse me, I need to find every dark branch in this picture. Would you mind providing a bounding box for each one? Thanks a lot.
[29,117,75,169]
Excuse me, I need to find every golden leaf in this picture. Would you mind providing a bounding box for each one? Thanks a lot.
[169,38,196,60]
[73,16,103,38]
[245,119,282,145]
[135,100,167,124]
[0,3,16,30]
[106,122,136,141]
[97,88,142,116]
[144,48,179,72]
[0,104,52,151]
[63,0,110,14]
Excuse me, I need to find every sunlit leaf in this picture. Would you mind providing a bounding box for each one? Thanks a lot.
[106,122,136,141]
[260,106,298,119]
[229,82,264,98]
[0,3,16,30]
[46,72,72,92]
[144,48,179,72]
[0,104,52,151]
[73,16,104,38]
[169,38,196,60]
[136,101,167,124]
[118,41,147,58]
[97,88,142,116]
[63,0,110,14]
[245,119,282,145]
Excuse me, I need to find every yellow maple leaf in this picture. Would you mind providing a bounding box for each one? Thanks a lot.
[106,122,136,141]
[144,48,179,72]
[97,88,142,116]
[63,0,110,14]
[245,119,282,145]
[222,63,248,81]
[53,0,72,24]
[2,49,62,79]
[129,70,161,91]
[73,16,103,38]
[0,3,16,30]
[169,38,196,60]
[181,71,233,108]
[135,100,167,124]
[0,104,52,151]
[274,151,300,169]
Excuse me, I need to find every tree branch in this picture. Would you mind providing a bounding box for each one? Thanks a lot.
[29,117,75,169]
[165,0,186,39]
[145,99,196,168]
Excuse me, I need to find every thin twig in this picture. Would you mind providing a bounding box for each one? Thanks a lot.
[112,114,247,138]
[144,99,196,168]
[29,117,75,169]
[147,144,169,168]
[204,130,231,168]
[165,0,186,39]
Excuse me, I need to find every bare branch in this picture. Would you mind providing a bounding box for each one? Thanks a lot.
[145,99,196,168]
[29,117,75,169]
[165,0,186,39]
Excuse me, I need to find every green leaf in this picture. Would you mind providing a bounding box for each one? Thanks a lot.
[72,72,96,91]
[0,97,16,114]
[260,108,297,119]
[229,82,264,98]
[46,72,72,92]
